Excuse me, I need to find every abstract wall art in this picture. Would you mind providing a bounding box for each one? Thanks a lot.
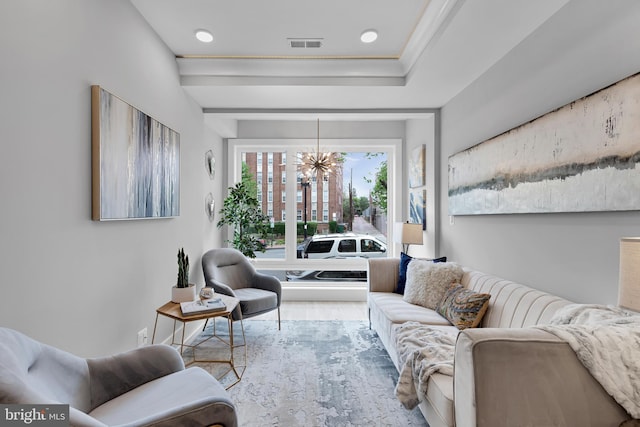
[91,85,180,220]
[409,189,426,230]
[408,144,425,188]
[448,73,640,215]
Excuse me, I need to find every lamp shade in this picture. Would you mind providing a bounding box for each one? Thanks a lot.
[394,222,423,245]
[618,237,640,312]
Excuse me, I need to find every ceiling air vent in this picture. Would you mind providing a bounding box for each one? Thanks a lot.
[288,38,323,48]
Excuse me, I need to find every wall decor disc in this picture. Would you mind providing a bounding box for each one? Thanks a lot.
[205,150,215,180]
[205,192,215,222]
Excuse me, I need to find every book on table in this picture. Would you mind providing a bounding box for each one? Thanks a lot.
[180,298,226,316]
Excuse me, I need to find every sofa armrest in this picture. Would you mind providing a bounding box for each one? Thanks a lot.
[367,258,400,293]
[86,344,185,410]
[454,328,629,427]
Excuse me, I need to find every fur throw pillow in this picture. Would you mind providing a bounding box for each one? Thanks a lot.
[403,260,464,309]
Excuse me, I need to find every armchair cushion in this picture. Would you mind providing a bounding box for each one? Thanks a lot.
[235,288,279,317]
[89,367,236,427]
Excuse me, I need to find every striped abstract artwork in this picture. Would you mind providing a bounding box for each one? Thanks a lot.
[92,86,180,220]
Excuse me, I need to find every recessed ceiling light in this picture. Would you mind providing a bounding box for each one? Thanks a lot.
[360,29,378,43]
[195,29,213,43]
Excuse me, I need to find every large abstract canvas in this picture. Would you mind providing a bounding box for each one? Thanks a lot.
[448,73,640,215]
[92,86,180,220]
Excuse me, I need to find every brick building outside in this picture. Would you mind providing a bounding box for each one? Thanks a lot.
[243,151,344,234]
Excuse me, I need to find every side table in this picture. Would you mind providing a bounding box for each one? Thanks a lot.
[151,293,246,389]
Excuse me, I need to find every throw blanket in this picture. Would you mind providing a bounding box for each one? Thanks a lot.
[394,321,458,409]
[537,304,640,418]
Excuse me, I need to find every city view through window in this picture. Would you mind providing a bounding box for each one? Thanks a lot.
[241,150,388,283]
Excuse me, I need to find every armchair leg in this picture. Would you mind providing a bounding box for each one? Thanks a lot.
[277,306,281,330]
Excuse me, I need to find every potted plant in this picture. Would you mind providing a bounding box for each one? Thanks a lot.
[171,247,196,303]
[217,181,270,258]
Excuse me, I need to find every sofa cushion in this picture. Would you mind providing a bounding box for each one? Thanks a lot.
[423,373,454,427]
[404,261,463,309]
[370,293,453,326]
[396,253,447,295]
[437,284,491,329]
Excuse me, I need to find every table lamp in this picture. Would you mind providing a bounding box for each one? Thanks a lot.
[618,237,640,313]
[394,222,423,253]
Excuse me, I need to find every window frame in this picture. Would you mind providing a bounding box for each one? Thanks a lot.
[225,138,403,272]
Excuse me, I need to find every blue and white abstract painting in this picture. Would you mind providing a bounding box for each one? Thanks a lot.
[93,86,180,220]
[448,73,640,215]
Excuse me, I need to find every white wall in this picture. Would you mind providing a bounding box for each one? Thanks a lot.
[440,0,640,304]
[0,0,221,356]
[404,117,438,258]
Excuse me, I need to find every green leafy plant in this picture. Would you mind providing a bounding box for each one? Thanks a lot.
[176,247,190,288]
[217,181,270,258]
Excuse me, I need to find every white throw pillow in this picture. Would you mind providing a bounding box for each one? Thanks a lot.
[403,260,464,309]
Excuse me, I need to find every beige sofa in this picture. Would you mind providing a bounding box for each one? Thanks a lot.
[367,258,630,427]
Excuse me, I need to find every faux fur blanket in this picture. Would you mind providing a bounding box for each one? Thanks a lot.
[394,321,458,409]
[537,304,640,418]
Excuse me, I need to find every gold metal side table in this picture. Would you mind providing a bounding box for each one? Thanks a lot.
[151,294,246,389]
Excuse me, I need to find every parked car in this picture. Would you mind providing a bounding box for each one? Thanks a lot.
[297,233,387,259]
[286,269,367,282]
[296,237,312,258]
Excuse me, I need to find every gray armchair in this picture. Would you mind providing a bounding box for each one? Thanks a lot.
[202,248,281,330]
[0,327,237,427]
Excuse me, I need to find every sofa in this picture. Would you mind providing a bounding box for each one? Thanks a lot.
[367,257,631,427]
[0,327,238,427]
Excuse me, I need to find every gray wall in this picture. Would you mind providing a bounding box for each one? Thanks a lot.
[236,120,406,139]
[0,0,223,356]
[440,0,640,304]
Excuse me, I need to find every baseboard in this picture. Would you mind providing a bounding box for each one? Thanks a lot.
[281,285,367,301]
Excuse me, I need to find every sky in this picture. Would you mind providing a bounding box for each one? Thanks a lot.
[342,152,386,198]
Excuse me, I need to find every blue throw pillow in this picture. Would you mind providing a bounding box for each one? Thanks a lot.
[395,253,447,294]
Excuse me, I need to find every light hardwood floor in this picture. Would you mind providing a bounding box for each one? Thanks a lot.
[254,301,368,321]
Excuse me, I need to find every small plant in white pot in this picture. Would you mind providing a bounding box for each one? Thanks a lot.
[171,248,196,303]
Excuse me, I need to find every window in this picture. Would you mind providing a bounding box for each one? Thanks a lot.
[230,143,401,277]
[338,239,356,253]
[306,240,334,254]
[361,238,384,253]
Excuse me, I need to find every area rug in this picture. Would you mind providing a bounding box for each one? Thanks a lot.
[184,319,428,427]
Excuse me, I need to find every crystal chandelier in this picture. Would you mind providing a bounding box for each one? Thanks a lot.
[301,119,336,177]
